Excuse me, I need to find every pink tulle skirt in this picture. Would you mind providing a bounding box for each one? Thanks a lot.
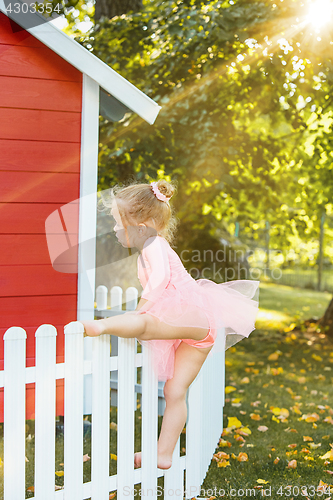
[133,279,260,382]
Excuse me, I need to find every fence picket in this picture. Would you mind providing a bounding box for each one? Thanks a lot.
[91,334,111,500]
[1,284,226,500]
[64,322,85,500]
[35,324,57,499]
[164,438,183,500]
[141,341,158,498]
[185,366,203,498]
[3,327,27,500]
[96,285,108,310]
[117,337,136,500]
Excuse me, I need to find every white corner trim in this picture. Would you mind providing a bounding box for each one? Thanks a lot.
[77,74,99,322]
[0,1,161,125]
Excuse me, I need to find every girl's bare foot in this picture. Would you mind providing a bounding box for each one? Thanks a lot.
[134,451,172,470]
[134,452,141,469]
[79,319,105,337]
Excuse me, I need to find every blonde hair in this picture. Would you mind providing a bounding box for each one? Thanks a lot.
[101,179,179,245]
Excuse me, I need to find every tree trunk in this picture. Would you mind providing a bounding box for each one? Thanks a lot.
[95,0,143,22]
[320,296,333,338]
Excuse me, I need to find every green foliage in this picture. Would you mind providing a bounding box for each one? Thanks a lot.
[71,0,333,261]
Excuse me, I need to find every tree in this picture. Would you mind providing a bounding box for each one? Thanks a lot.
[95,0,143,23]
[72,0,333,292]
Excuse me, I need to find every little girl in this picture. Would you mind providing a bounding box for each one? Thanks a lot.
[80,179,260,471]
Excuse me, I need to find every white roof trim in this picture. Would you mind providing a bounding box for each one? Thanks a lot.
[0,1,161,124]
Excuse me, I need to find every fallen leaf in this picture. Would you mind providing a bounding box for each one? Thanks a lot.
[258,426,268,432]
[83,454,90,462]
[268,352,280,361]
[55,471,64,477]
[109,492,116,499]
[235,426,251,436]
[273,457,280,464]
[257,479,269,484]
[219,439,232,447]
[110,454,117,461]
[225,386,237,394]
[237,452,248,462]
[324,470,333,475]
[27,486,34,493]
[302,413,320,423]
[320,450,333,460]
[217,459,230,467]
[213,451,230,461]
[309,442,321,449]
[227,417,243,429]
[287,459,297,468]
[303,436,313,442]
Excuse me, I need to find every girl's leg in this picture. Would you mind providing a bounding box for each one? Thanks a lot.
[80,311,210,342]
[134,341,213,469]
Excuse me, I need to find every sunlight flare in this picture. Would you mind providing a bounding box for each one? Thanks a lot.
[307,0,333,28]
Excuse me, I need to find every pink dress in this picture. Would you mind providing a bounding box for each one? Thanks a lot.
[133,235,260,381]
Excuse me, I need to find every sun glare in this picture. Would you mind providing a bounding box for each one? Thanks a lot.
[307,0,333,28]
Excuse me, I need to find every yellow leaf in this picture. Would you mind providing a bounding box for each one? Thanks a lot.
[240,377,250,384]
[55,471,64,477]
[227,417,243,429]
[217,460,230,467]
[109,492,117,499]
[309,442,321,449]
[272,416,280,423]
[27,486,34,493]
[287,459,297,468]
[257,479,269,484]
[268,353,279,361]
[303,436,313,442]
[320,449,333,460]
[237,452,248,462]
[235,426,251,435]
[219,439,232,447]
[312,354,322,361]
[250,413,261,421]
[110,454,117,461]
[225,386,237,394]
[303,413,320,423]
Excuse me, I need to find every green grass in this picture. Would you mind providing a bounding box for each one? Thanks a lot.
[199,284,333,499]
[267,268,333,293]
[0,283,332,498]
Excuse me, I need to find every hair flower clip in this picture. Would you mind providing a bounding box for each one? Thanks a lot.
[150,182,169,202]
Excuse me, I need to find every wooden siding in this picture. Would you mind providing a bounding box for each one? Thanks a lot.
[0,12,83,419]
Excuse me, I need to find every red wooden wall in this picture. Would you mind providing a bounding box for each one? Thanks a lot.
[0,13,83,420]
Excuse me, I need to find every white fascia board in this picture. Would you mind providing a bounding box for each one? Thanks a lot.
[0,2,161,125]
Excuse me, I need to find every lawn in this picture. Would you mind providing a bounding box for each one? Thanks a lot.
[200,283,333,499]
[0,282,332,499]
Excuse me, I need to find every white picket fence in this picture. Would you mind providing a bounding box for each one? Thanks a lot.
[1,286,225,500]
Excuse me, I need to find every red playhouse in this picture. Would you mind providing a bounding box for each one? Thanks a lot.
[0,9,160,420]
